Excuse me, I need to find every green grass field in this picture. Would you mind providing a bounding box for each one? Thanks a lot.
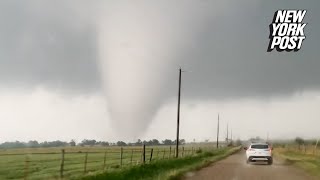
[81,146,240,180]
[274,146,320,178]
[0,145,219,180]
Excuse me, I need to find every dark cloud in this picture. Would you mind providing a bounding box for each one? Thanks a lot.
[0,0,319,100]
[174,0,320,100]
[0,1,100,93]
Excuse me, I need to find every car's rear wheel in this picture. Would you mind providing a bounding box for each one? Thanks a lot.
[246,158,251,164]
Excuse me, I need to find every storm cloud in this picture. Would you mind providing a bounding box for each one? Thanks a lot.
[0,0,319,99]
[0,0,320,140]
[0,1,100,93]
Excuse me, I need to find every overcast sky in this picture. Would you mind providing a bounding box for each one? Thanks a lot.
[0,0,319,143]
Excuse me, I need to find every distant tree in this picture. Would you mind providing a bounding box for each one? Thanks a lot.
[227,141,233,147]
[311,140,317,145]
[49,140,68,147]
[81,139,97,146]
[70,140,76,147]
[99,141,109,146]
[40,141,49,147]
[27,140,39,148]
[142,140,148,145]
[0,141,25,149]
[39,141,68,147]
[1,140,69,149]
[235,139,242,146]
[295,137,305,150]
[172,139,186,145]
[80,139,87,146]
[117,141,127,146]
[179,139,186,145]
[162,139,173,145]
[135,139,142,146]
[152,139,160,145]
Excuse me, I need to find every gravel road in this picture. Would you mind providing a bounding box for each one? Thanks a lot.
[184,150,317,180]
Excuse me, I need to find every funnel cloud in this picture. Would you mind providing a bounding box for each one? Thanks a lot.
[98,1,224,137]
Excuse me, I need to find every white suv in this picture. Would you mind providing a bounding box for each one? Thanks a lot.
[244,143,273,165]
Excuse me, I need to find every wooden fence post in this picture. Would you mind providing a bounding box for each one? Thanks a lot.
[60,149,65,179]
[182,147,184,157]
[24,155,30,180]
[103,151,107,170]
[149,148,153,162]
[192,147,194,155]
[84,152,88,174]
[314,139,319,155]
[143,144,146,164]
[120,147,123,167]
[156,149,160,160]
[130,149,133,165]
[169,146,171,159]
[162,149,165,159]
[140,149,143,164]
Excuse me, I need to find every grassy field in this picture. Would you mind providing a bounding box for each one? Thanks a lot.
[274,146,320,178]
[0,144,220,180]
[81,146,240,180]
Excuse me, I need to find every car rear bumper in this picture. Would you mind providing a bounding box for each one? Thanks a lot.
[248,156,272,161]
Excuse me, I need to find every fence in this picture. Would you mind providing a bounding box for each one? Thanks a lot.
[274,143,320,156]
[0,145,217,180]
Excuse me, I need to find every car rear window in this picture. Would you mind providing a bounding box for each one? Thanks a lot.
[251,144,269,149]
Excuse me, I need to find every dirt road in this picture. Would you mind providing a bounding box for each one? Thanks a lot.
[184,150,317,180]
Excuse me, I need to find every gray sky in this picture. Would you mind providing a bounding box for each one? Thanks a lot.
[0,0,319,143]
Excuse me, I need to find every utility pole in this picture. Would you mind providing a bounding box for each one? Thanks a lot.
[314,139,319,155]
[226,123,229,143]
[216,114,220,148]
[176,68,182,158]
[231,129,233,142]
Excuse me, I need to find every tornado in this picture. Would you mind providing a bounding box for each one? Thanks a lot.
[98,1,228,139]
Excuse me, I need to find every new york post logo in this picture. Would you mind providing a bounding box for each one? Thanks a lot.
[267,10,307,52]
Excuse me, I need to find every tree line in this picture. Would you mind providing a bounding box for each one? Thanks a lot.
[0,139,186,149]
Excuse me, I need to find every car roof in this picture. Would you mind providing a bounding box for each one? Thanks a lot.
[250,143,269,145]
